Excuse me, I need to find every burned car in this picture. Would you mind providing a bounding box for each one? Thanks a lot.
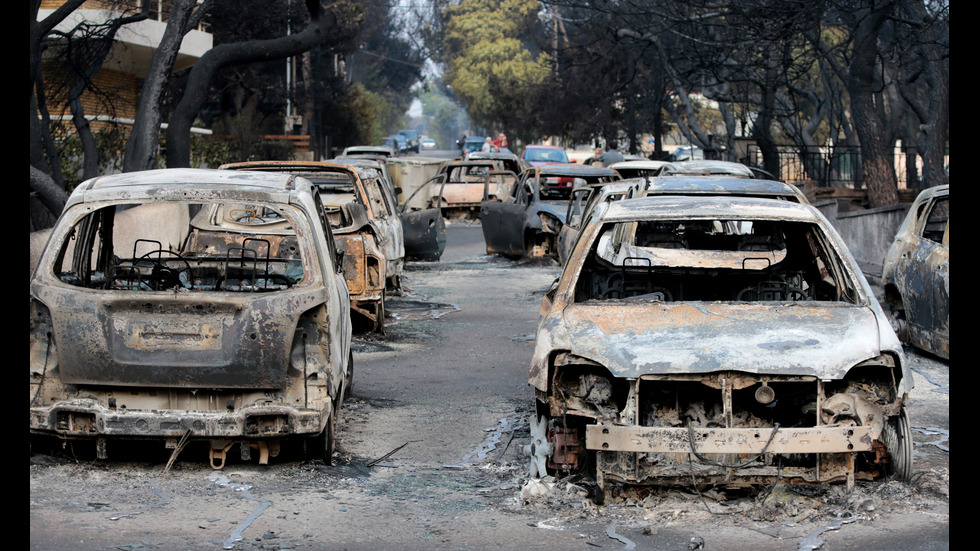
[556,175,808,266]
[557,179,647,266]
[530,195,913,499]
[30,169,353,467]
[480,164,620,259]
[221,161,404,331]
[332,155,401,200]
[463,150,530,176]
[430,160,519,218]
[882,185,949,359]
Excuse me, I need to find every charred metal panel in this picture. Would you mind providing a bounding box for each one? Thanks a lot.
[557,303,884,381]
[402,208,446,261]
[480,200,525,257]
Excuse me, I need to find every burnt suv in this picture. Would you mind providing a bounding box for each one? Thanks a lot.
[30,169,353,467]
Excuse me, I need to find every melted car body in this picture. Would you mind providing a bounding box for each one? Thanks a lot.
[882,185,949,359]
[531,195,913,498]
[30,169,352,467]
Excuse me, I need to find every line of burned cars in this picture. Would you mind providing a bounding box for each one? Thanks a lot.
[30,169,354,467]
[29,160,450,466]
[220,161,447,331]
[528,193,914,500]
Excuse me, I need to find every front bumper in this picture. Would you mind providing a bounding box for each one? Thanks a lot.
[587,423,877,485]
[587,424,873,454]
[30,399,327,439]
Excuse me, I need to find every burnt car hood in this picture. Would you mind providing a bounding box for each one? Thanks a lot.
[554,301,884,380]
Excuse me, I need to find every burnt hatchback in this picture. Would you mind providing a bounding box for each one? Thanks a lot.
[30,169,353,467]
[530,196,913,499]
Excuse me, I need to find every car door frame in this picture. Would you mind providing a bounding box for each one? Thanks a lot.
[480,172,531,258]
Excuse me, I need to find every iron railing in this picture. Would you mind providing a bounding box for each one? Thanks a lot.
[745,145,948,189]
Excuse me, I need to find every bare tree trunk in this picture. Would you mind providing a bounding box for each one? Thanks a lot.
[68,12,148,181]
[166,3,345,168]
[846,0,899,207]
[30,165,68,220]
[124,0,209,173]
[68,91,100,181]
[30,0,88,176]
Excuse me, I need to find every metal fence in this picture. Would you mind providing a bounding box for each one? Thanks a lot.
[745,145,947,189]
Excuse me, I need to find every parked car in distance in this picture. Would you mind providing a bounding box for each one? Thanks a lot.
[420,138,437,150]
[462,137,487,155]
[380,137,401,154]
[530,195,913,501]
[221,161,404,331]
[29,168,353,466]
[386,135,411,154]
[399,130,421,153]
[342,145,395,157]
[480,164,619,259]
[882,184,949,359]
[521,145,570,166]
[668,145,703,161]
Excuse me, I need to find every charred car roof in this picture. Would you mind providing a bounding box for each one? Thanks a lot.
[600,194,817,222]
[644,176,808,202]
[68,168,304,206]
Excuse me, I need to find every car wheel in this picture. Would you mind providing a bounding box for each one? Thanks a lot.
[344,350,354,401]
[881,406,913,481]
[885,294,910,342]
[307,408,336,465]
[375,292,386,334]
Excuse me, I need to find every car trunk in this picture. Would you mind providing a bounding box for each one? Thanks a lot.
[50,291,301,389]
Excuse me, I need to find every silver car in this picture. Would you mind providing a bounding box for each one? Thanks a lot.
[530,195,913,500]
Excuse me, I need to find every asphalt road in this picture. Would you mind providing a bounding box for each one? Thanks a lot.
[30,223,949,551]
